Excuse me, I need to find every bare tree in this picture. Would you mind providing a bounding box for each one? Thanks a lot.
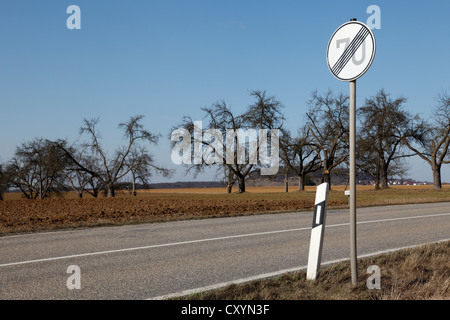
[85,175,104,198]
[7,138,67,199]
[359,89,413,189]
[173,102,252,193]
[56,115,162,197]
[60,147,101,198]
[398,91,450,189]
[357,130,408,188]
[125,145,173,196]
[306,90,349,188]
[279,127,320,191]
[214,164,237,194]
[172,90,284,193]
[62,168,90,198]
[356,133,378,183]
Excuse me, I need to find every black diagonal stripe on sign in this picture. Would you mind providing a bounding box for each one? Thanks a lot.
[333,28,369,75]
[332,27,369,76]
[331,27,368,75]
[331,27,367,74]
[332,26,369,76]
[332,28,368,75]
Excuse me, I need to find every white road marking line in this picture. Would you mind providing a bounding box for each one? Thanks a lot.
[147,238,450,300]
[0,212,449,268]
[0,227,311,267]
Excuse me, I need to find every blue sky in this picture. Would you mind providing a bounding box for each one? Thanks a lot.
[1,1,449,183]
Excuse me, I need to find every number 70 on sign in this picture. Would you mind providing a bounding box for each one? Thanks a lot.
[327,20,376,82]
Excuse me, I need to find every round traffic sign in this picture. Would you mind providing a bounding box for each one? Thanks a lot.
[327,20,375,81]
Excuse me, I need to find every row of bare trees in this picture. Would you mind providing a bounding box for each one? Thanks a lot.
[358,89,450,190]
[283,89,450,191]
[0,89,449,199]
[0,115,172,199]
[174,88,450,192]
[172,90,285,193]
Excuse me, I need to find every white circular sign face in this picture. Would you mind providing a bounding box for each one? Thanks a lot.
[327,21,375,81]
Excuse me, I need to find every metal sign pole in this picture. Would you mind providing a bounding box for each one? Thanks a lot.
[326,18,375,285]
[349,79,358,285]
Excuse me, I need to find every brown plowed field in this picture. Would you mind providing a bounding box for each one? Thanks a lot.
[0,191,322,235]
[1,185,449,236]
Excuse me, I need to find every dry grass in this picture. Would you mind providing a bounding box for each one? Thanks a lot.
[178,241,450,300]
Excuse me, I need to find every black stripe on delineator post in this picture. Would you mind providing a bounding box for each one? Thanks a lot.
[331,27,368,75]
[312,200,326,228]
[332,26,369,76]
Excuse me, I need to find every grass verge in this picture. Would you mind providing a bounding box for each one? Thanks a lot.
[175,240,450,300]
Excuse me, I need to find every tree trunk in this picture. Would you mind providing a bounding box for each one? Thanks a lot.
[77,191,83,199]
[322,149,331,190]
[226,167,234,194]
[19,185,32,199]
[132,181,136,196]
[238,177,245,193]
[131,172,137,196]
[380,164,388,189]
[432,165,442,190]
[298,175,305,191]
[39,175,43,200]
[106,184,115,198]
[375,153,381,190]
[284,172,288,193]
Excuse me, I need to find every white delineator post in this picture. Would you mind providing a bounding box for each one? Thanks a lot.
[306,182,330,280]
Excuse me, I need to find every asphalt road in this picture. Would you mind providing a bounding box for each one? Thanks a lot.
[0,202,449,300]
